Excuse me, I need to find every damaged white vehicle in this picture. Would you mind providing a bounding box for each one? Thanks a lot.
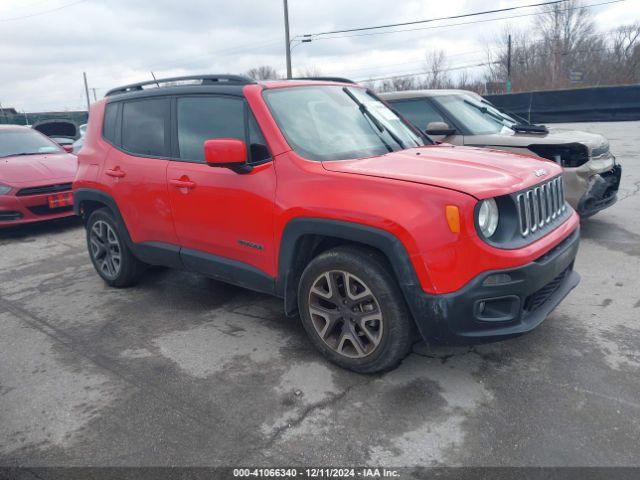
[382,89,621,217]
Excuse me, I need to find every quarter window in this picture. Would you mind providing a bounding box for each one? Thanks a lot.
[248,113,271,164]
[102,102,118,144]
[122,98,168,157]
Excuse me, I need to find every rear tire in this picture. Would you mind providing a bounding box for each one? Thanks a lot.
[298,245,414,373]
[86,208,145,287]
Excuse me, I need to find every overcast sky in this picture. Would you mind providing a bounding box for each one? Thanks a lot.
[0,0,635,112]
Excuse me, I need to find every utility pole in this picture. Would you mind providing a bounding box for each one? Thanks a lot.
[83,72,91,113]
[91,88,98,101]
[283,0,292,79]
[506,34,512,94]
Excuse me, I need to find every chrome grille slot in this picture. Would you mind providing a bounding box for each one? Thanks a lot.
[516,176,566,238]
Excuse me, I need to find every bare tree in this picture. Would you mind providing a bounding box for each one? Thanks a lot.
[535,0,595,87]
[609,22,640,83]
[421,50,452,89]
[482,0,619,92]
[246,65,280,80]
[377,76,417,92]
[295,66,324,78]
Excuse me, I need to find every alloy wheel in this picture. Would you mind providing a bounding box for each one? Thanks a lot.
[308,270,384,358]
[89,220,122,280]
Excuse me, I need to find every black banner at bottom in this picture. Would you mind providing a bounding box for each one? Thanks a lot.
[2,467,640,480]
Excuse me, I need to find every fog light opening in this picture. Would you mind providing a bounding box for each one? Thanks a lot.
[482,273,513,286]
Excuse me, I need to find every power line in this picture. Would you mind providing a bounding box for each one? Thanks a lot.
[309,0,625,42]
[334,50,488,78]
[0,0,89,22]
[304,0,568,37]
[144,38,282,72]
[356,62,500,83]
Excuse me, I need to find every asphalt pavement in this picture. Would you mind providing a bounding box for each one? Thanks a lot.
[1,121,639,469]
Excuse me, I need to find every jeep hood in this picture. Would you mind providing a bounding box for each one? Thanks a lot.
[467,127,607,152]
[321,144,562,199]
[0,153,77,185]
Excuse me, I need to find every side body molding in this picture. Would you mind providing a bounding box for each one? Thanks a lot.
[74,188,275,294]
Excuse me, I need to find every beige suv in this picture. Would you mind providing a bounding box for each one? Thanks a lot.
[382,89,621,217]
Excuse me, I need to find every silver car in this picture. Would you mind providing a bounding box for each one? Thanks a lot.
[382,89,621,217]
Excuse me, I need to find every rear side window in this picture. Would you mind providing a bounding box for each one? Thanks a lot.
[176,96,245,163]
[122,98,168,157]
[392,99,446,131]
[102,102,118,144]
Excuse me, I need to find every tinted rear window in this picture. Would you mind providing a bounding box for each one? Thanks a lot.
[122,98,168,157]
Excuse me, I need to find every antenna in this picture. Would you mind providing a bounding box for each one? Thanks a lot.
[150,71,160,87]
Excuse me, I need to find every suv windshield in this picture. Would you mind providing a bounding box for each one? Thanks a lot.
[433,94,516,135]
[264,86,424,161]
[0,128,63,158]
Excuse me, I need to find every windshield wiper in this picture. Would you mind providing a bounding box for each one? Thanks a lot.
[342,87,406,151]
[463,99,507,125]
[511,123,549,134]
[472,100,549,133]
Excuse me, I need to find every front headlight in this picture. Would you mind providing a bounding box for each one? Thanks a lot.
[0,184,12,195]
[477,198,499,238]
[591,140,610,158]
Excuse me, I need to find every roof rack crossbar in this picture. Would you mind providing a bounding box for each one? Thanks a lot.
[105,74,256,97]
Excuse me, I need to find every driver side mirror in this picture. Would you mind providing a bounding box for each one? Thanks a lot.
[62,144,74,153]
[204,138,252,174]
[426,121,455,136]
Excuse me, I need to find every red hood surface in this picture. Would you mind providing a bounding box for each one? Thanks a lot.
[321,144,562,199]
[0,152,77,185]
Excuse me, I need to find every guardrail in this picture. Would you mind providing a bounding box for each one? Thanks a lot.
[485,84,640,123]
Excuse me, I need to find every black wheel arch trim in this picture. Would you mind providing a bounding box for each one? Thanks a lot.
[277,217,433,338]
[74,188,183,268]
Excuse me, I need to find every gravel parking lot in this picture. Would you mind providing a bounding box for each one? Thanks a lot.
[1,121,639,468]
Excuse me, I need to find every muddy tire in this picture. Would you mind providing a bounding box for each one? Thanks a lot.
[298,245,414,373]
[86,208,145,288]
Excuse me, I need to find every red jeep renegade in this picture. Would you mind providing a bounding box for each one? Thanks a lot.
[74,75,580,373]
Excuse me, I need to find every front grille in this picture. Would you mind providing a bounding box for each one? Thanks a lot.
[516,176,566,238]
[0,211,22,221]
[16,183,73,197]
[27,205,73,216]
[524,267,569,313]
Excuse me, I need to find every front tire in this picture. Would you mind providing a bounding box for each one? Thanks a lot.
[298,246,414,373]
[86,208,145,287]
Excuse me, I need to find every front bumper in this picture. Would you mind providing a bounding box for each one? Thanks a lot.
[0,192,74,228]
[409,227,580,344]
[577,164,622,217]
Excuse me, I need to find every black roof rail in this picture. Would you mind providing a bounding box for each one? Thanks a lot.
[292,76,356,84]
[105,74,256,97]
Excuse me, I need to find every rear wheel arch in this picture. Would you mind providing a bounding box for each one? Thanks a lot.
[277,218,424,318]
[74,188,133,247]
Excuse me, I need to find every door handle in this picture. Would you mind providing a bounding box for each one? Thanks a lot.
[170,178,196,189]
[105,167,126,178]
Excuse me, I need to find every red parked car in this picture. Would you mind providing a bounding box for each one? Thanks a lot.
[74,75,580,372]
[0,125,77,227]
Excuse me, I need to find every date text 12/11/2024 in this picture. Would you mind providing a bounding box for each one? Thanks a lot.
[232,468,400,478]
